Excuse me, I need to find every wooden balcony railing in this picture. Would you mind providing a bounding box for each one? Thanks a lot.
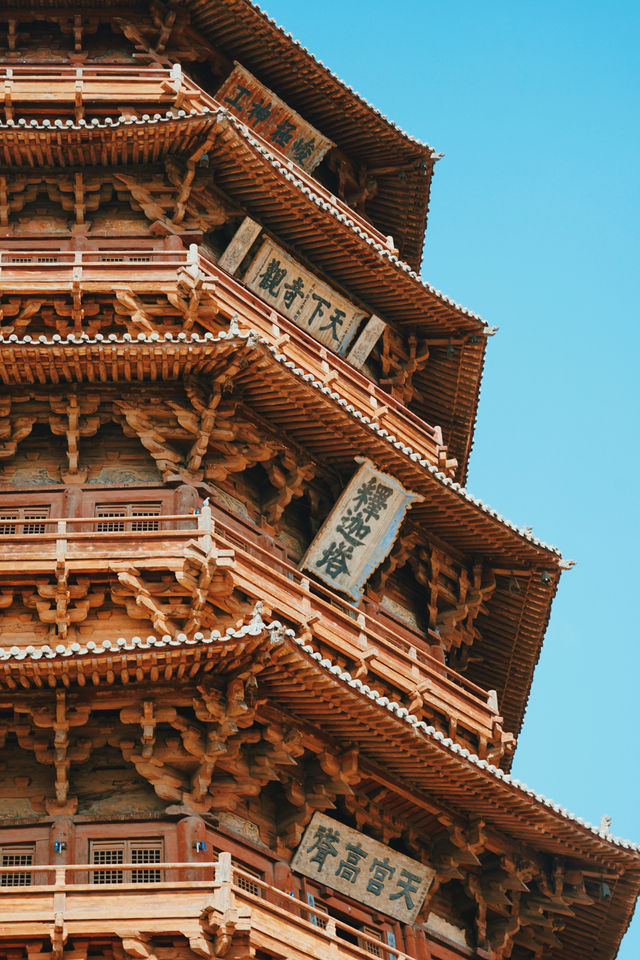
[209,508,507,759]
[0,63,216,121]
[198,250,455,473]
[0,245,453,473]
[0,247,188,292]
[0,64,390,249]
[0,512,202,565]
[0,504,507,758]
[0,854,464,960]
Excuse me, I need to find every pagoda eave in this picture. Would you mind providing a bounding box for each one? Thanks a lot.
[186,0,437,268]
[1,621,637,872]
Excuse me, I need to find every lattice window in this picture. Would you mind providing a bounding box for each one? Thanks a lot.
[90,839,163,885]
[95,505,126,532]
[0,506,49,536]
[307,895,329,930]
[359,927,384,957]
[0,511,18,535]
[235,863,264,898]
[95,503,161,533]
[23,507,49,535]
[131,503,161,532]
[130,844,162,883]
[0,845,34,887]
[91,844,124,884]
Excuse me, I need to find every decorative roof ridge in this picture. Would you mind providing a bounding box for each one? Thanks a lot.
[225,0,440,156]
[0,106,484,327]
[1,324,563,558]
[1,608,635,855]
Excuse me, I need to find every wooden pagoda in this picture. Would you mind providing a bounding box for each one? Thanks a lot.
[0,2,637,959]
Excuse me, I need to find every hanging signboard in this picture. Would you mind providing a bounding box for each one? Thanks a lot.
[301,458,422,602]
[243,238,365,356]
[291,813,434,924]
[217,63,334,172]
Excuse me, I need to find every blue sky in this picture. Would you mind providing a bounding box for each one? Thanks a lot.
[258,1,640,955]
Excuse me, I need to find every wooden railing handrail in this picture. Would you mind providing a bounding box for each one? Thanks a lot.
[230,860,411,960]
[0,506,495,717]
[0,854,414,960]
[0,245,447,465]
[0,513,196,527]
[198,251,440,443]
[0,65,184,76]
[0,860,216,873]
[209,517,494,708]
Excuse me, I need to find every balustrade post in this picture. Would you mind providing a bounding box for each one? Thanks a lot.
[324,918,340,959]
[213,852,236,913]
[53,865,67,918]
[197,504,213,552]
[56,520,67,567]
[72,248,82,286]
[215,851,232,884]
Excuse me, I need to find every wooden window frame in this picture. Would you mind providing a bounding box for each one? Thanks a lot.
[234,861,265,898]
[94,501,162,533]
[89,838,164,885]
[0,843,35,887]
[0,505,50,536]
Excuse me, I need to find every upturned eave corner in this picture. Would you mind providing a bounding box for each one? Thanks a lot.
[0,3,634,960]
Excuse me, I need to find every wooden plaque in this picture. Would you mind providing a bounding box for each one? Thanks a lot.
[291,813,434,924]
[301,458,423,601]
[244,238,365,356]
[217,63,334,172]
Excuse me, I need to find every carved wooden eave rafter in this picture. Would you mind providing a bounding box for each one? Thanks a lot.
[0,163,236,236]
[0,649,624,960]
[14,688,95,814]
[110,2,218,64]
[22,575,106,641]
[0,617,630,857]
[0,379,314,498]
[49,392,101,479]
[0,396,36,459]
[0,351,559,742]
[109,540,237,636]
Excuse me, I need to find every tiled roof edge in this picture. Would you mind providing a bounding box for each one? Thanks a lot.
[1,609,636,855]
[0,107,483,327]
[0,326,562,558]
[222,110,484,324]
[226,0,440,154]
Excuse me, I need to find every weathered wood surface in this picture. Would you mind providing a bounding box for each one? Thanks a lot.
[0,15,621,960]
[0,245,452,475]
[243,237,365,356]
[301,459,422,602]
[291,812,434,923]
[216,62,334,172]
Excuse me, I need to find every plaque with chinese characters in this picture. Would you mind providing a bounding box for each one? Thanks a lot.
[291,813,434,924]
[244,238,366,356]
[217,63,334,172]
[301,458,422,601]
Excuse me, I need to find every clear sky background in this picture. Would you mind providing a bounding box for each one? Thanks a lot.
[258,1,639,954]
